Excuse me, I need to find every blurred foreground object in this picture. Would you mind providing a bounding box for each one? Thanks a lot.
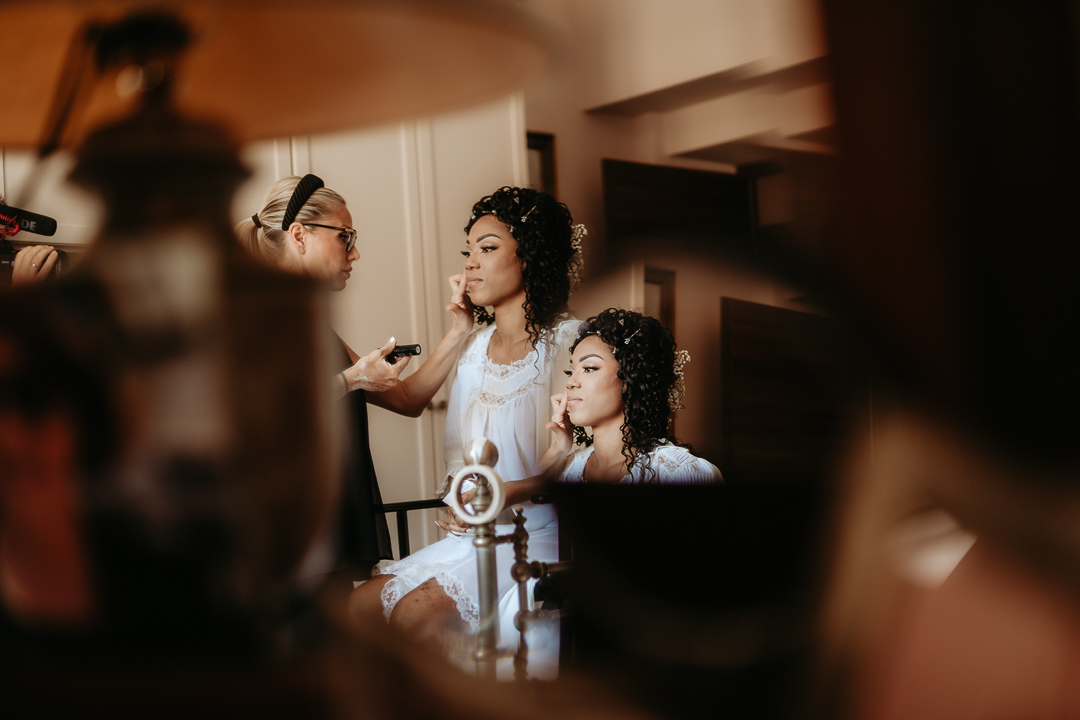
[0,0,549,149]
[552,483,830,720]
[813,0,1080,717]
[821,414,1080,719]
[0,0,551,713]
[819,0,1080,454]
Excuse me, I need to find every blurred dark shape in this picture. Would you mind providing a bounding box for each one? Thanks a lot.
[0,286,116,475]
[552,483,830,720]
[0,170,314,644]
[70,104,332,605]
[805,0,1080,716]
[601,156,840,305]
[720,297,867,487]
[820,0,1080,461]
[603,159,756,255]
[0,283,273,713]
[0,15,333,718]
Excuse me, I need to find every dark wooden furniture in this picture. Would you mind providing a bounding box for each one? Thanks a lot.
[373,498,447,559]
[720,296,867,486]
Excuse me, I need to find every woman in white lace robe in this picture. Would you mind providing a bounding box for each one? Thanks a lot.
[549,307,723,485]
[349,187,584,640]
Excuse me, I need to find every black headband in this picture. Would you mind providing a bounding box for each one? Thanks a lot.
[281,174,324,231]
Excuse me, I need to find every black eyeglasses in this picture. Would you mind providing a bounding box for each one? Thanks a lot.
[303,223,357,253]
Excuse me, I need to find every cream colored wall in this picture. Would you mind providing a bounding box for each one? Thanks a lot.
[523,0,830,469]
[570,261,646,318]
[521,0,826,275]
[565,0,824,108]
[233,94,528,557]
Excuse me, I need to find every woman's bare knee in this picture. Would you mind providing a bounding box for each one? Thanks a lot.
[388,579,464,638]
[348,573,394,624]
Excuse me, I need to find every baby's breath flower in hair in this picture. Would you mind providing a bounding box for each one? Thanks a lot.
[568,224,586,287]
[669,350,690,413]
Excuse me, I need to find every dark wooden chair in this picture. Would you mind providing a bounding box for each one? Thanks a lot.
[373,498,447,559]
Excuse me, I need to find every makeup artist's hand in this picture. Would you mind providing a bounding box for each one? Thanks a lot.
[342,337,411,393]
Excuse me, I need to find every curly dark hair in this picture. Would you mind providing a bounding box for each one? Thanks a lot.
[464,187,576,349]
[570,308,688,481]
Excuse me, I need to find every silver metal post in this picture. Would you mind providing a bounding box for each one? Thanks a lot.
[471,476,499,678]
[446,438,506,679]
[510,509,531,679]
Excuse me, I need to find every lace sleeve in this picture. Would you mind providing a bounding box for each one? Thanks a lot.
[638,445,723,484]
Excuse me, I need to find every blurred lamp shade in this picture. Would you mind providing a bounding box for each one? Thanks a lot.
[0,0,550,148]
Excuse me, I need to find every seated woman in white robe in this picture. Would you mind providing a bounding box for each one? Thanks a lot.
[348,187,584,640]
[549,307,723,485]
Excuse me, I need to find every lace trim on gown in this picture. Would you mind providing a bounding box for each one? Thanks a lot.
[647,448,718,481]
[380,577,404,622]
[482,353,534,379]
[560,442,723,484]
[434,572,480,630]
[377,548,484,630]
[476,383,532,406]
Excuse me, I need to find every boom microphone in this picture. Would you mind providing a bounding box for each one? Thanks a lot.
[0,203,58,237]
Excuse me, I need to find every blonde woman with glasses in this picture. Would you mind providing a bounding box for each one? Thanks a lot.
[237,174,474,582]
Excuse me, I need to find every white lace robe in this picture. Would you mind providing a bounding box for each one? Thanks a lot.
[558,443,724,484]
[377,319,578,632]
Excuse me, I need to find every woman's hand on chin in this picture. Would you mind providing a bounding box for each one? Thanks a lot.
[545,393,574,458]
[446,273,475,335]
[344,337,411,393]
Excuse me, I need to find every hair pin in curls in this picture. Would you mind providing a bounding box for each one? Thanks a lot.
[624,328,640,345]
[520,205,536,223]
